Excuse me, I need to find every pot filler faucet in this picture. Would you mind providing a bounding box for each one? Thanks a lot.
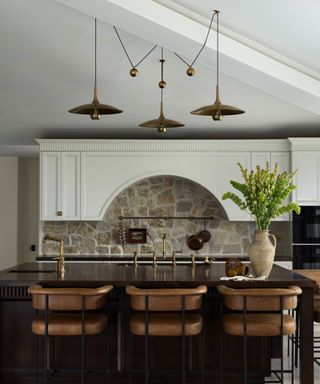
[42,234,65,278]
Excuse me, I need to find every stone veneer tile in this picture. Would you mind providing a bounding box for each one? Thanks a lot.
[41,176,291,257]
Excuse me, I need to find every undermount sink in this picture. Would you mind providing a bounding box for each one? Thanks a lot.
[7,269,56,273]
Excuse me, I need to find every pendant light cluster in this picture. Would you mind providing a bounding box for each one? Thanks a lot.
[139,48,184,133]
[69,18,122,119]
[68,11,244,129]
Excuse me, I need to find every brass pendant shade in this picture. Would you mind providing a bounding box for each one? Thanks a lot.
[140,102,184,133]
[68,18,122,119]
[140,48,184,133]
[191,10,244,121]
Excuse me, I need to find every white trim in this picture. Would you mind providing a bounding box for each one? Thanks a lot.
[36,139,290,153]
[289,138,320,151]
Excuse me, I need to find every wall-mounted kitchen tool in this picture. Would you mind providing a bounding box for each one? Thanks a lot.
[187,234,204,250]
[118,219,127,244]
[198,219,211,243]
[127,228,147,244]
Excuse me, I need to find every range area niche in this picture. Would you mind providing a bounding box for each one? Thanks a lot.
[41,175,257,257]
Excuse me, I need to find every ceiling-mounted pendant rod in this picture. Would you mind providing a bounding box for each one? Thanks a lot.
[139,46,184,133]
[68,18,123,119]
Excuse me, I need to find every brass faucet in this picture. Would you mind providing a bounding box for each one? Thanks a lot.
[133,251,138,268]
[152,251,157,268]
[191,253,196,268]
[42,234,65,278]
[172,250,176,268]
[162,233,166,259]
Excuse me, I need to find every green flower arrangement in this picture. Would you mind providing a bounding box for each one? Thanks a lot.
[222,162,300,230]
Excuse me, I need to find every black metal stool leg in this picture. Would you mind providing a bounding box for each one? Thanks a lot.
[145,296,149,384]
[81,295,85,384]
[182,296,186,384]
[280,297,284,384]
[44,295,48,384]
[243,296,247,384]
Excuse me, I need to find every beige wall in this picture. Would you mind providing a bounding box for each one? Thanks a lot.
[17,158,39,263]
[0,157,18,270]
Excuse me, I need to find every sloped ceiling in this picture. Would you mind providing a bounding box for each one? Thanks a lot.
[0,0,319,151]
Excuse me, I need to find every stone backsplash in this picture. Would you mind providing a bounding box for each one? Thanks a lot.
[41,176,291,257]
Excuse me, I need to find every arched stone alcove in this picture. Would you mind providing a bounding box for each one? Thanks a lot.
[41,175,290,257]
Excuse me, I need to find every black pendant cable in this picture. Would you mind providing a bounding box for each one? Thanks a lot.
[190,10,245,121]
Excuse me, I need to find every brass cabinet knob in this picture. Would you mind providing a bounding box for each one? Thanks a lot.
[57,211,63,216]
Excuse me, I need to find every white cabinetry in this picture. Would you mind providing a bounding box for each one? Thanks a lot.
[251,152,290,221]
[291,151,320,205]
[40,152,80,220]
[81,151,251,221]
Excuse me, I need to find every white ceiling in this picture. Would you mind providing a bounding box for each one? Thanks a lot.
[0,0,319,152]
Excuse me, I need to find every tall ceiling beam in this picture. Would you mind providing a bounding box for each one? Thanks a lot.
[56,0,320,115]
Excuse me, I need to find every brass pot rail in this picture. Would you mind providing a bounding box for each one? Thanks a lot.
[118,216,214,220]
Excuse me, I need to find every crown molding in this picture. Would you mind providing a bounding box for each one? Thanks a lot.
[288,137,320,151]
[36,139,289,153]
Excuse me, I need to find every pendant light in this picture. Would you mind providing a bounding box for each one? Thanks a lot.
[140,48,184,133]
[191,10,244,121]
[69,18,122,120]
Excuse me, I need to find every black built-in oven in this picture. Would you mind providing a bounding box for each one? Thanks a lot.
[293,206,320,268]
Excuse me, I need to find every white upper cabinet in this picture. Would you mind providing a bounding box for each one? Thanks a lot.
[40,152,80,220]
[37,139,290,222]
[291,151,320,205]
[251,152,290,221]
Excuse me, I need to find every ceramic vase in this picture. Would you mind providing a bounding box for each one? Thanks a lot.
[248,230,276,277]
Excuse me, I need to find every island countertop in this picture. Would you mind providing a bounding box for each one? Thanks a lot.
[0,262,315,384]
[0,262,314,289]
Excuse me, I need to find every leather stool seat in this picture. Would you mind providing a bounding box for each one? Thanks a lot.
[130,312,202,336]
[32,313,108,336]
[222,313,296,337]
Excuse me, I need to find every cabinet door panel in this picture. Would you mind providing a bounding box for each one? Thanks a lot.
[40,152,61,220]
[292,152,319,204]
[61,152,80,220]
[251,152,270,170]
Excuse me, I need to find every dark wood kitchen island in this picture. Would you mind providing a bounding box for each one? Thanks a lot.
[0,262,315,384]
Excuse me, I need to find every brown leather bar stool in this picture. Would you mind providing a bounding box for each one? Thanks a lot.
[28,284,113,384]
[126,285,207,384]
[217,285,301,384]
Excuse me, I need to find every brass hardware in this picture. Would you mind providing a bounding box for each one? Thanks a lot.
[139,47,184,133]
[152,251,157,268]
[130,67,138,77]
[42,235,65,278]
[186,67,195,76]
[133,251,138,268]
[190,10,245,120]
[191,253,196,267]
[57,211,63,217]
[119,215,214,221]
[172,251,176,268]
[69,18,122,118]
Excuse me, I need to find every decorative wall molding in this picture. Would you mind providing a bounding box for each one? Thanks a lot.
[36,139,290,153]
[288,138,320,151]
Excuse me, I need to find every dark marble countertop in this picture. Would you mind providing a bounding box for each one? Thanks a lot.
[36,254,292,263]
[0,262,312,289]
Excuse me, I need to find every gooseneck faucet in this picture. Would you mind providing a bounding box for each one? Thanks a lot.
[42,234,65,278]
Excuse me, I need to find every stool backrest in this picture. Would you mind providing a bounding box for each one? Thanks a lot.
[28,285,113,311]
[126,285,207,311]
[217,285,301,311]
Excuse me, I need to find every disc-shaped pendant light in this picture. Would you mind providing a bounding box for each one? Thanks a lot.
[140,48,184,133]
[69,18,122,119]
[191,10,244,121]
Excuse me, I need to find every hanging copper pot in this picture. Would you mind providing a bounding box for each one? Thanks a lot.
[187,234,204,251]
[198,220,211,243]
